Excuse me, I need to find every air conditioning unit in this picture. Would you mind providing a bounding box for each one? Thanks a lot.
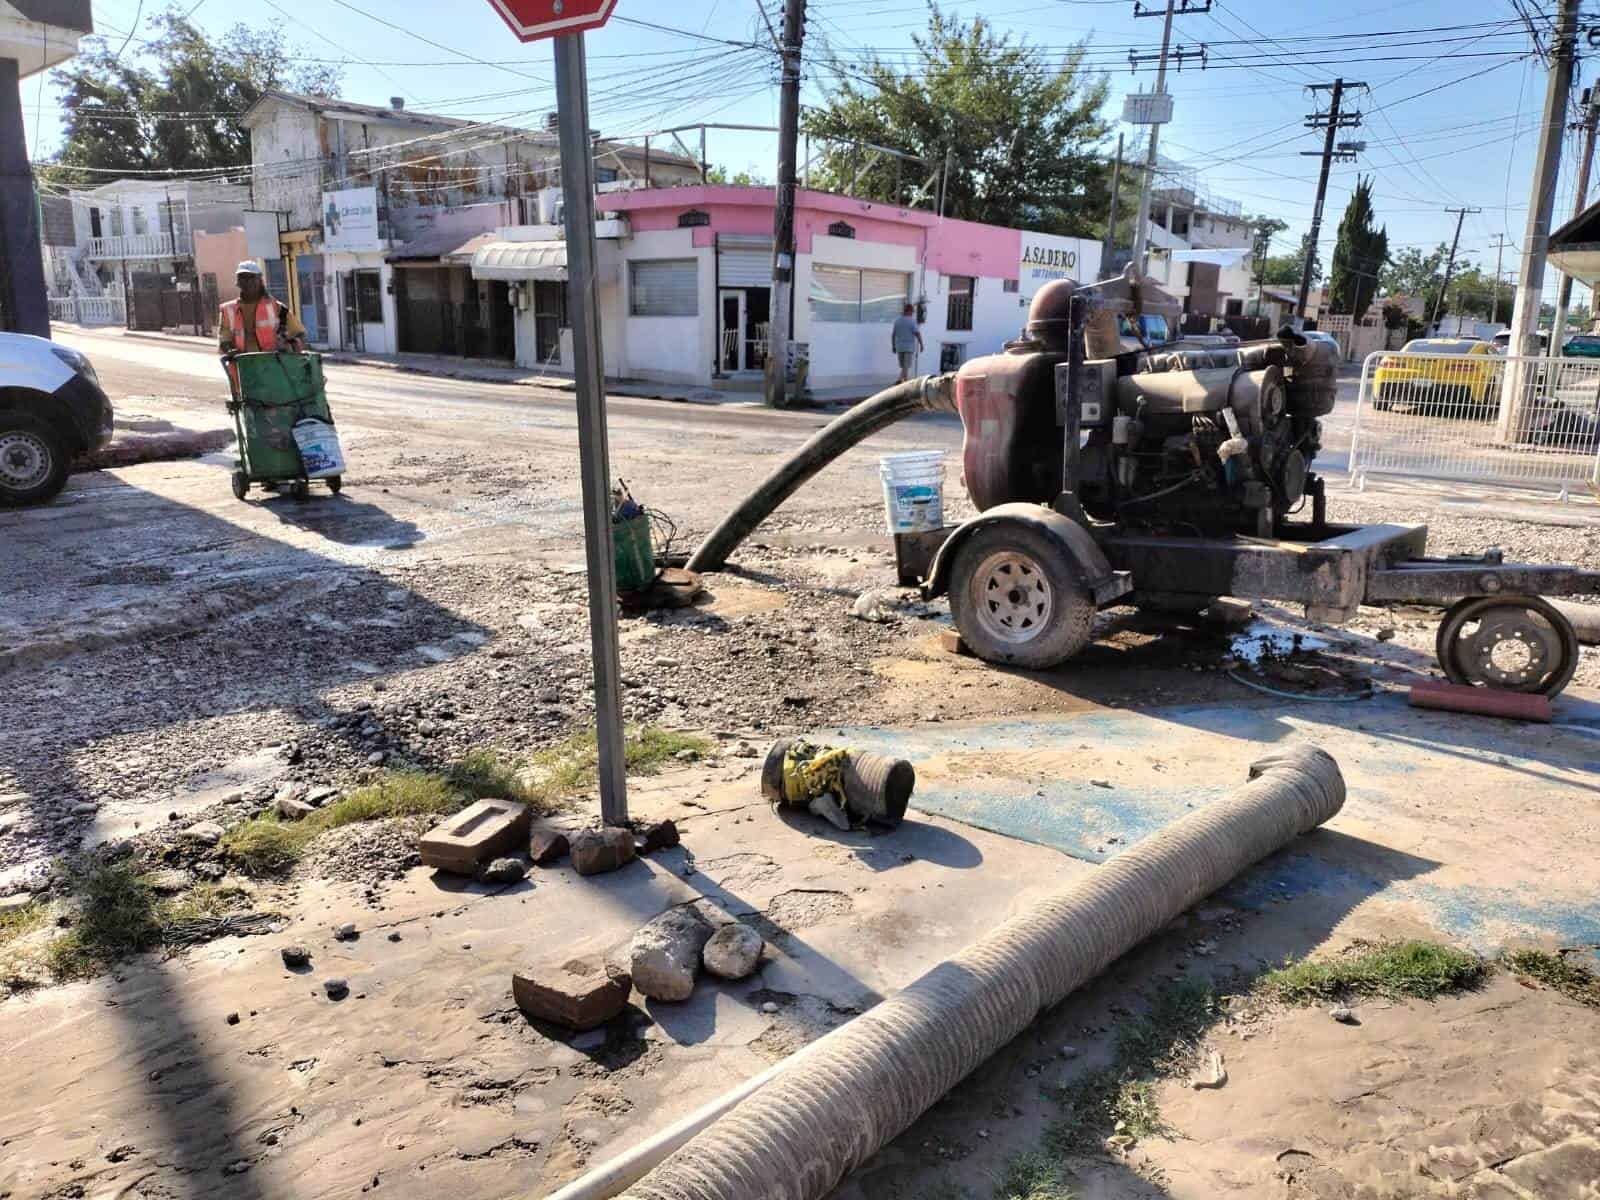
[536,187,565,226]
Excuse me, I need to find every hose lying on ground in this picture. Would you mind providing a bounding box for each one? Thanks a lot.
[611,744,1346,1200]
[685,374,958,574]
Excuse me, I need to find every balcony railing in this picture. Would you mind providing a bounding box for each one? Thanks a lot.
[86,232,184,260]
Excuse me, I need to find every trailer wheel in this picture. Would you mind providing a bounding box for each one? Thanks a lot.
[1435,595,1579,697]
[949,523,1096,669]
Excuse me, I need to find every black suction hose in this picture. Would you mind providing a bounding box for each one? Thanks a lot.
[686,374,958,574]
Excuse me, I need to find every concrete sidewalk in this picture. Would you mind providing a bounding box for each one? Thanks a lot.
[98,325,874,409]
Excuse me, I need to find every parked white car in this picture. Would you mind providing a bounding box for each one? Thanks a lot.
[0,333,114,505]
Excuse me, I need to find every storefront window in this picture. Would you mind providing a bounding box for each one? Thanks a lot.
[810,266,912,324]
[356,270,383,323]
[630,259,698,316]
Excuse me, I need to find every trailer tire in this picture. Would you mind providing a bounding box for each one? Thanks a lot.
[949,523,1096,669]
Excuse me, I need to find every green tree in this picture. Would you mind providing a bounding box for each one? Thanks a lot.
[1381,244,1451,322]
[47,7,341,181]
[1260,252,1304,287]
[1327,176,1387,320]
[1247,214,1288,287]
[802,4,1112,237]
[1447,265,1513,321]
[706,165,768,186]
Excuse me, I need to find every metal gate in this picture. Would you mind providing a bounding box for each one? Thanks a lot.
[717,234,772,287]
[1350,349,1600,500]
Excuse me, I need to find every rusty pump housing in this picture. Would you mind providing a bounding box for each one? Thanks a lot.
[953,273,1339,539]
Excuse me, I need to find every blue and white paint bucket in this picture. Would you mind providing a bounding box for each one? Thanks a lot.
[879,450,945,533]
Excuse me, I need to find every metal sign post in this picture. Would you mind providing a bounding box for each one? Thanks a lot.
[554,32,628,825]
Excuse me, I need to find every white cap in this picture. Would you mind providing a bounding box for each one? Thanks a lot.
[236,260,264,276]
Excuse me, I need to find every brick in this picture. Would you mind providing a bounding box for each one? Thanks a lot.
[419,799,531,875]
[512,955,630,1031]
[937,628,971,656]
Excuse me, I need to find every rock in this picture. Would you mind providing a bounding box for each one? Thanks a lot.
[477,857,527,884]
[306,786,339,807]
[702,924,764,980]
[640,820,680,853]
[276,797,317,821]
[808,793,851,832]
[1376,627,1397,642]
[274,783,308,806]
[226,1012,241,1026]
[224,1160,252,1175]
[182,821,225,846]
[850,590,890,622]
[630,908,716,1002]
[761,1001,780,1014]
[1189,1049,1227,1089]
[529,830,569,866]
[333,923,357,942]
[324,978,349,1000]
[387,932,401,943]
[570,826,637,877]
[145,869,191,895]
[281,945,311,969]
[512,955,630,1031]
[367,752,387,766]
[1059,1045,1079,1059]
[0,893,34,914]
[1329,1004,1357,1024]
[673,748,699,762]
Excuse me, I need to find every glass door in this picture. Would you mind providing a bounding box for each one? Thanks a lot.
[719,289,746,373]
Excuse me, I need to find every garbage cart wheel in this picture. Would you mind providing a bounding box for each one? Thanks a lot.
[290,480,311,501]
[326,475,343,495]
[949,523,1095,669]
[230,470,249,501]
[1435,594,1579,697]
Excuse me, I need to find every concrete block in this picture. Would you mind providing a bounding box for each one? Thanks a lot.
[937,628,971,656]
[512,955,630,1031]
[419,799,532,875]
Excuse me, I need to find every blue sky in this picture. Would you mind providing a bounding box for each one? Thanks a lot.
[21,0,1584,302]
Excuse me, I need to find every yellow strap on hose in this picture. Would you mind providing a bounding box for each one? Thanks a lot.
[781,740,849,807]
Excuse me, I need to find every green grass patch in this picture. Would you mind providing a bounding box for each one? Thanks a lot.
[1503,949,1600,1008]
[1047,979,1219,1153]
[45,863,165,981]
[0,898,47,962]
[992,1152,1076,1200]
[1258,940,1485,1005]
[222,727,711,875]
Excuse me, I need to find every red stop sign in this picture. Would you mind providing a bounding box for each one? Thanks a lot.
[487,0,617,41]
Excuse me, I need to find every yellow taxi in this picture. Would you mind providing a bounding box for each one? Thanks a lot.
[1372,338,1501,412]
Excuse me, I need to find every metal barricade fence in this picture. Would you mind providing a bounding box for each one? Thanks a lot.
[1349,349,1600,501]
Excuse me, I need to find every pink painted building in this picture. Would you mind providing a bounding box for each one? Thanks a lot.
[469,185,1102,390]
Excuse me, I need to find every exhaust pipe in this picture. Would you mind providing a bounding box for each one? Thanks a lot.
[597,745,1344,1200]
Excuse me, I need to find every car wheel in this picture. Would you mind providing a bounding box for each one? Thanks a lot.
[0,414,70,506]
[948,523,1097,669]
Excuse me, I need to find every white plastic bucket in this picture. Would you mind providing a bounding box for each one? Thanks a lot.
[292,418,346,479]
[879,450,945,533]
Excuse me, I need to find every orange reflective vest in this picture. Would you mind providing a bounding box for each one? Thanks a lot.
[221,297,288,352]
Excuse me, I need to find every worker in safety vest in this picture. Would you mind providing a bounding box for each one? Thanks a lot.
[219,260,306,386]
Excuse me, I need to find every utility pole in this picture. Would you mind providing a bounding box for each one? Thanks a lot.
[1297,79,1365,327]
[1489,233,1511,325]
[1500,0,1579,440]
[1552,85,1600,343]
[1101,132,1124,279]
[765,0,806,409]
[1128,0,1211,272]
[1430,206,1482,331]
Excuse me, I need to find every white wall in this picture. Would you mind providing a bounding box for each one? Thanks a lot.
[617,228,714,385]
[797,234,919,389]
[913,271,1030,375]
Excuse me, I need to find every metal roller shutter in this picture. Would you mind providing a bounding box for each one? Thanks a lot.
[718,234,773,288]
[630,259,699,316]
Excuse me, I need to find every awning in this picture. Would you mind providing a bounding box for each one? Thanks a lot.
[470,239,568,281]
[1169,247,1252,268]
[1548,197,1600,286]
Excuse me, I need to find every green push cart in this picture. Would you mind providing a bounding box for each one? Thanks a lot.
[225,351,344,501]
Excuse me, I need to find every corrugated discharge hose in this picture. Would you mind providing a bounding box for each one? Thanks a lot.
[620,744,1346,1200]
[685,374,958,574]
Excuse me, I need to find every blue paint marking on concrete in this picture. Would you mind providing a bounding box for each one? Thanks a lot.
[1405,882,1600,954]
[823,706,1600,948]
